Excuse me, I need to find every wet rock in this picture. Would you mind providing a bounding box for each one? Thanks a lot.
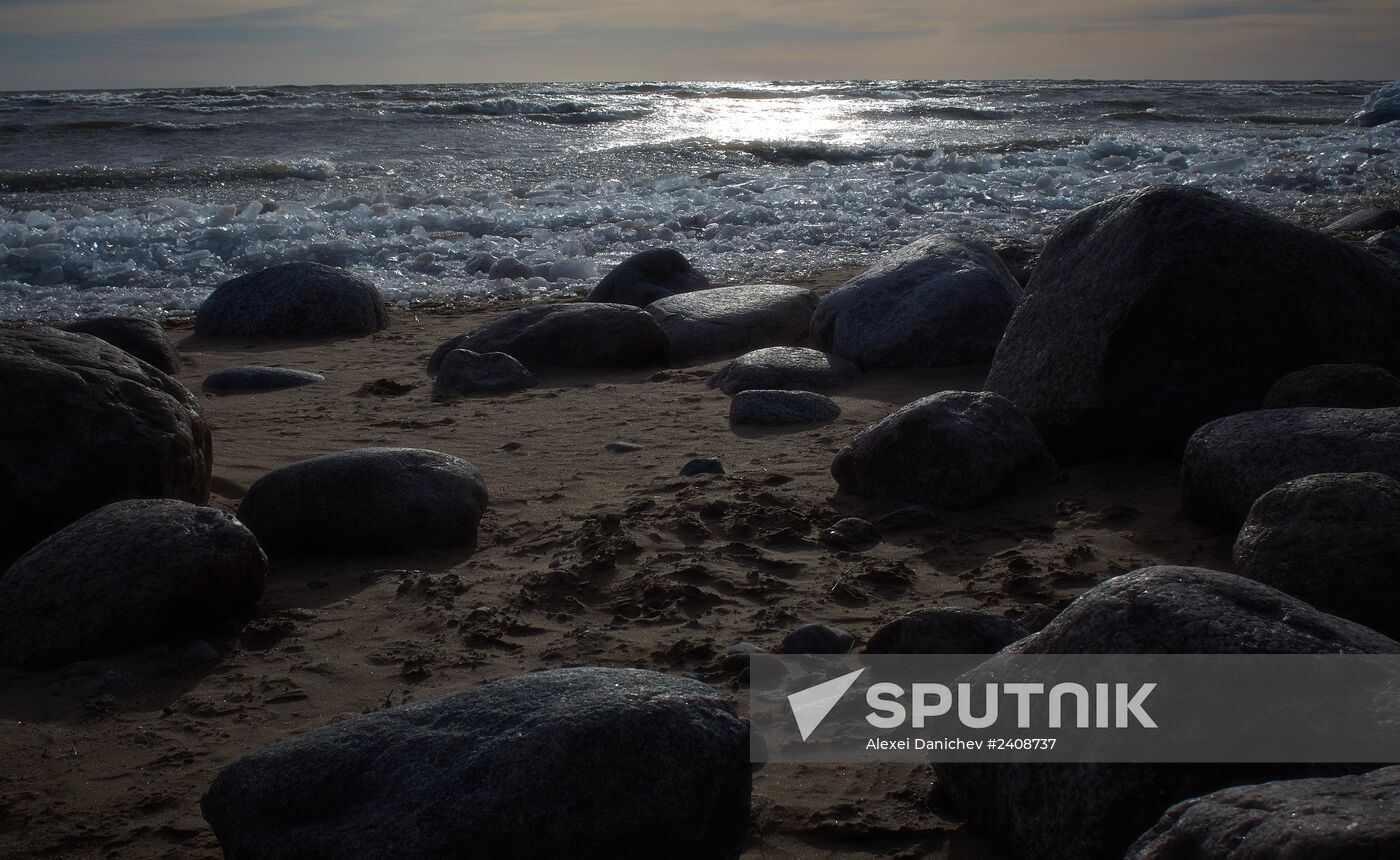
[986,186,1400,461]
[832,390,1055,509]
[203,366,325,393]
[586,248,710,307]
[431,349,537,396]
[730,389,840,426]
[488,256,535,280]
[1181,407,1400,527]
[428,303,668,372]
[864,607,1026,654]
[201,667,750,860]
[708,346,860,395]
[237,448,488,556]
[1233,472,1400,639]
[813,235,1021,369]
[1262,363,1400,409]
[65,317,180,374]
[646,284,816,363]
[0,500,265,669]
[196,262,388,338]
[0,327,211,560]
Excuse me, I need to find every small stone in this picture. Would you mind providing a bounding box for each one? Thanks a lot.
[680,457,724,477]
[606,441,644,453]
[730,389,840,426]
[778,623,856,655]
[204,366,325,393]
[819,518,881,551]
[431,349,536,397]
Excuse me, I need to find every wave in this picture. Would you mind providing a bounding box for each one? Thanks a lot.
[0,158,338,193]
[10,119,238,134]
[714,139,898,165]
[863,104,1017,121]
[409,97,651,124]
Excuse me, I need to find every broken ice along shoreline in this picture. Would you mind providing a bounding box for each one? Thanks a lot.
[1,79,1396,321]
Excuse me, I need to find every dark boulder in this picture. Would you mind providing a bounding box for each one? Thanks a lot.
[432,350,537,397]
[818,517,880,551]
[680,457,724,477]
[645,284,816,363]
[237,448,488,556]
[1262,363,1400,409]
[201,667,750,860]
[778,623,856,655]
[730,389,840,426]
[428,303,668,373]
[864,607,1026,654]
[195,262,389,338]
[934,566,1400,860]
[985,186,1400,461]
[0,500,265,669]
[65,317,180,374]
[587,248,710,307]
[708,347,860,395]
[1233,472,1400,639]
[1181,407,1400,527]
[203,366,325,393]
[831,391,1054,509]
[0,327,211,559]
[1127,766,1400,859]
[812,235,1021,369]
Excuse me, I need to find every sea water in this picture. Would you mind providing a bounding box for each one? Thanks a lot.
[1,80,1396,321]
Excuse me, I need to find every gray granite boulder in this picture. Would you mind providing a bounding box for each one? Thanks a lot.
[237,448,487,556]
[203,366,325,393]
[1348,81,1400,128]
[864,607,1026,654]
[432,350,537,397]
[586,248,710,307]
[1181,407,1400,527]
[986,186,1400,461]
[0,327,212,560]
[1234,472,1400,638]
[708,347,860,395]
[65,317,180,374]
[1127,766,1400,859]
[730,389,840,426]
[831,390,1054,509]
[428,303,668,372]
[196,262,388,338]
[646,284,816,363]
[1262,364,1400,409]
[201,667,750,860]
[1323,207,1400,234]
[0,500,265,669]
[934,566,1400,860]
[812,235,1021,369]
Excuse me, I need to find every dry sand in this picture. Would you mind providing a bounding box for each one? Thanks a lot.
[0,270,1234,859]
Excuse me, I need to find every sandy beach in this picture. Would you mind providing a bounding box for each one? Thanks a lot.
[0,263,1240,859]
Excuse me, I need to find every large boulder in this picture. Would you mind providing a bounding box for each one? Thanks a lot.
[195,262,389,338]
[0,327,212,560]
[831,391,1054,508]
[432,349,537,396]
[237,448,487,556]
[428,303,668,373]
[1233,472,1400,639]
[201,667,750,860]
[645,284,816,363]
[1127,766,1400,859]
[587,248,710,306]
[812,235,1021,369]
[65,317,180,374]
[1348,81,1400,128]
[1181,407,1400,527]
[730,389,840,426]
[0,499,265,669]
[934,567,1400,860]
[864,607,1026,654]
[985,186,1400,461]
[708,347,860,395]
[1262,364,1400,409]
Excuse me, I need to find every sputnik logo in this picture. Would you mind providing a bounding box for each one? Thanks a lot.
[787,668,866,741]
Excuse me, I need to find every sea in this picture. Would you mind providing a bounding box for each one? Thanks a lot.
[1,80,1396,321]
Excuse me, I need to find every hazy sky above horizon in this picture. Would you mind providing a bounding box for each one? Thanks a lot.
[2,0,1397,91]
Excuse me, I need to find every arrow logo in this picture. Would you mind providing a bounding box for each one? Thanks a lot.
[788,668,867,741]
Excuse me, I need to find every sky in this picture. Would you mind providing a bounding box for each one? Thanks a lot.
[1,0,1397,90]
